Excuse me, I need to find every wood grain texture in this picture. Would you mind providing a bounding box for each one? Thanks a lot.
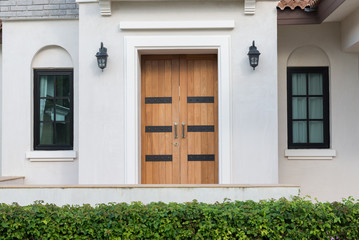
[141,56,180,184]
[141,55,217,184]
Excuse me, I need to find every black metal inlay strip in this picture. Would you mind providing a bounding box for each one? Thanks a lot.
[187,97,214,103]
[188,155,215,161]
[187,125,214,132]
[145,97,172,104]
[146,155,173,162]
[145,126,172,132]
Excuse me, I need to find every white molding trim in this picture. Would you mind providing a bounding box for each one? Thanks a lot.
[285,149,336,160]
[76,0,98,3]
[99,0,111,16]
[26,151,77,162]
[119,21,235,30]
[124,35,232,184]
[244,0,256,15]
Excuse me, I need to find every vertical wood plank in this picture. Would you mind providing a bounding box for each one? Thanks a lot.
[164,60,172,184]
[142,54,218,184]
[179,56,188,184]
[213,57,219,183]
[171,57,180,184]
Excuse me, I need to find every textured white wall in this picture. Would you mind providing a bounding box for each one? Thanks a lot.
[78,1,279,184]
[32,46,73,68]
[278,23,359,201]
[1,20,79,184]
[0,44,2,176]
[342,7,359,52]
[1,1,279,185]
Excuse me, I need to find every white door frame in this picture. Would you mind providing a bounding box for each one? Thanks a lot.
[124,35,232,184]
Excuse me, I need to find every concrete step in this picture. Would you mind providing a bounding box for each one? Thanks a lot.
[0,176,25,185]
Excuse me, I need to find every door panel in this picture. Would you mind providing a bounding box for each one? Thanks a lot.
[180,55,218,184]
[141,55,218,184]
[141,56,180,184]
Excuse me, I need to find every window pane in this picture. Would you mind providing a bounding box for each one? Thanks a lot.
[292,73,306,95]
[309,97,323,119]
[309,121,324,143]
[40,99,54,121]
[39,122,53,144]
[55,99,70,121]
[293,121,307,143]
[39,76,55,97]
[308,73,323,95]
[292,97,307,119]
[56,75,70,97]
[55,122,71,145]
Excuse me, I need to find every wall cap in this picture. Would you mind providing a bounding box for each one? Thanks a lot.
[285,149,336,160]
[26,151,77,162]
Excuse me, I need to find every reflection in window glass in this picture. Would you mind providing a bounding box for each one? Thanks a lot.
[39,76,55,97]
[35,70,73,150]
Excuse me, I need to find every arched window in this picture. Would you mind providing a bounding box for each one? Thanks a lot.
[287,46,330,149]
[32,46,74,150]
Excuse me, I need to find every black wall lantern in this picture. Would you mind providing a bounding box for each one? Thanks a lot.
[247,41,261,70]
[96,42,108,71]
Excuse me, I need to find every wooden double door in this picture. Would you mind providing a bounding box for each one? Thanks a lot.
[141,55,218,184]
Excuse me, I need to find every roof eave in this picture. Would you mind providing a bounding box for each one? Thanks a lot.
[277,0,346,25]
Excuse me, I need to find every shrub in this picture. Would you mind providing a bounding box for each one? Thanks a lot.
[0,197,358,239]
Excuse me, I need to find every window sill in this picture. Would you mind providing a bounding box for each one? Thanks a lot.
[26,151,77,162]
[285,149,336,160]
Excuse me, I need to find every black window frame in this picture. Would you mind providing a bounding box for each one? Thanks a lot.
[287,67,330,149]
[34,69,74,150]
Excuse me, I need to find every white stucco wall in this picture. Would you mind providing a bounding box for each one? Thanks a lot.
[278,23,359,201]
[0,44,2,176]
[342,7,359,52]
[78,0,279,184]
[1,0,279,186]
[1,20,79,184]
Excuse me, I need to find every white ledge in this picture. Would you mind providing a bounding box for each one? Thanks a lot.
[285,149,336,160]
[26,151,77,162]
[76,0,98,2]
[119,21,235,30]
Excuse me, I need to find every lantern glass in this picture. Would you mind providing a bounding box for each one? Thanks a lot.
[97,57,107,69]
[249,55,259,67]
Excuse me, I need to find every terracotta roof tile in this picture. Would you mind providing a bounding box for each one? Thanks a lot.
[277,0,321,10]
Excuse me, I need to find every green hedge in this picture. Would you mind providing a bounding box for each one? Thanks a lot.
[1,197,359,239]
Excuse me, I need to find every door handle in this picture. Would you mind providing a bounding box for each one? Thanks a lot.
[174,122,178,139]
[182,122,186,138]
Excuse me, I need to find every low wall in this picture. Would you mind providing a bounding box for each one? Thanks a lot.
[0,185,299,206]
